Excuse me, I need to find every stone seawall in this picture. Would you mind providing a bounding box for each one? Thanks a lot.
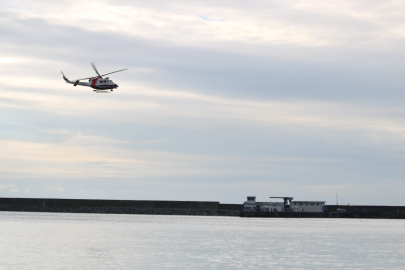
[326,205,405,213]
[0,198,221,210]
[0,205,240,216]
[241,210,405,219]
[0,197,243,216]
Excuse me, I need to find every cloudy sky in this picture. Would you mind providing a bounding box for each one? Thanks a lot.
[1,0,405,205]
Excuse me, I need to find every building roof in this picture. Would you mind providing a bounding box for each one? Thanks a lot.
[292,201,326,203]
[257,202,284,205]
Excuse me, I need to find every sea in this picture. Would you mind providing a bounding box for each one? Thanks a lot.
[0,212,404,269]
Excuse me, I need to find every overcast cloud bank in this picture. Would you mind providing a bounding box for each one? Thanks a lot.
[1,0,405,204]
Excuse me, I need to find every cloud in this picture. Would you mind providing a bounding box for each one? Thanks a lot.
[47,182,64,193]
[0,183,18,193]
[0,183,17,190]
[0,58,23,64]
[1,11,404,107]
[3,0,405,47]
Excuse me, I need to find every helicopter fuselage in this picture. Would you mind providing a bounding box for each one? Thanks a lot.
[89,77,118,90]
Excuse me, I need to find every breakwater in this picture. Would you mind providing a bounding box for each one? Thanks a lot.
[325,205,405,219]
[0,205,240,216]
[1,198,404,218]
[0,198,243,216]
[326,204,405,213]
[241,211,405,219]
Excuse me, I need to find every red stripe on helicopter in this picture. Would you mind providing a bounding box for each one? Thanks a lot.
[91,78,99,87]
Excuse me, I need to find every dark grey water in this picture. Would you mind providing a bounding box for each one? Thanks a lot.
[0,212,404,269]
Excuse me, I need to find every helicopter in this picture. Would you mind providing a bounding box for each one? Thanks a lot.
[61,63,128,93]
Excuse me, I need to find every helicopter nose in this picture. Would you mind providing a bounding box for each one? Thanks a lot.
[114,84,119,88]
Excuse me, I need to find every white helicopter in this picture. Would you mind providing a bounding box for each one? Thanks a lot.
[61,63,128,93]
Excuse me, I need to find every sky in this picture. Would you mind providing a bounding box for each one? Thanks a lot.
[1,0,405,205]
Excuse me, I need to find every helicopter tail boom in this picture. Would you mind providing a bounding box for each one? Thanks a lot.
[61,71,71,83]
[61,71,90,87]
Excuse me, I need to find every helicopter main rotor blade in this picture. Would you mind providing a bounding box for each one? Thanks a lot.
[91,63,102,77]
[100,68,128,77]
[70,63,127,81]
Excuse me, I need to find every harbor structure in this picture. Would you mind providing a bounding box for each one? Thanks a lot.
[290,201,326,212]
[243,196,257,211]
[244,196,326,212]
[261,202,284,212]
[243,196,284,212]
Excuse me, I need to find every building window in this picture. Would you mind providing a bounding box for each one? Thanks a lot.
[299,203,303,205]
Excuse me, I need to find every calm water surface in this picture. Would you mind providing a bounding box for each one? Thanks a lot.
[0,212,404,269]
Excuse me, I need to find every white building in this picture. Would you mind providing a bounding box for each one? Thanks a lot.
[291,201,326,212]
[243,196,257,211]
[243,196,284,212]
